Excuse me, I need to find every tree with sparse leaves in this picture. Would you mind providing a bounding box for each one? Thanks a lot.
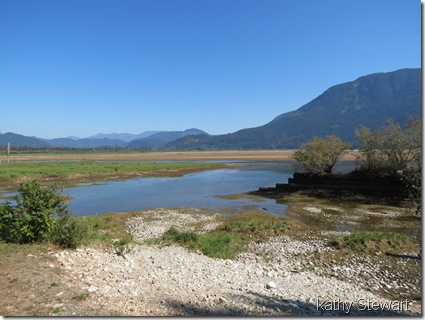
[293,135,351,174]
[355,117,421,215]
[355,117,421,174]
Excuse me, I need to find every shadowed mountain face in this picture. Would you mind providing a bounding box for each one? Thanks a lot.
[165,68,421,150]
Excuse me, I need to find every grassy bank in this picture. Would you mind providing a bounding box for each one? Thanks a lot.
[0,161,225,180]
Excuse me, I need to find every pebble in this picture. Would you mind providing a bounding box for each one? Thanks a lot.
[266,281,277,289]
[53,208,421,316]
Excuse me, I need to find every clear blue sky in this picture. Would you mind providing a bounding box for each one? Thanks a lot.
[0,0,421,139]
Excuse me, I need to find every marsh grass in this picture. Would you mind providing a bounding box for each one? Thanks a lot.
[161,227,243,259]
[219,210,301,242]
[158,211,301,259]
[329,231,411,253]
[0,161,224,180]
[78,212,140,245]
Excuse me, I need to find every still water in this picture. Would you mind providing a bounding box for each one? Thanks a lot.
[67,162,293,216]
[0,161,356,217]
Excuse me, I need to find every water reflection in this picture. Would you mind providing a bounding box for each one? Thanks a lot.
[0,161,356,217]
[66,165,293,216]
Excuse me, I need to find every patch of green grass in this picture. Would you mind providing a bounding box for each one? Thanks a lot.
[52,307,61,314]
[0,161,225,180]
[163,227,199,245]
[9,277,19,284]
[220,210,300,242]
[329,231,410,253]
[77,212,138,244]
[72,293,90,301]
[113,235,134,256]
[160,227,242,259]
[113,235,133,247]
[198,232,242,259]
[159,211,300,260]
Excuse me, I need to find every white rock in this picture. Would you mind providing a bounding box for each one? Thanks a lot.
[266,281,277,289]
[88,285,97,292]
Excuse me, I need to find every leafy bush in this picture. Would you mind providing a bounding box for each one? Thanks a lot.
[50,215,89,249]
[0,180,87,248]
[0,202,21,243]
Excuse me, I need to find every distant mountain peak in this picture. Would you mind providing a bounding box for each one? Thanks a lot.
[127,128,208,150]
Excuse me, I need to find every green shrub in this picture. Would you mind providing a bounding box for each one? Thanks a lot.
[50,215,89,249]
[18,181,69,243]
[0,180,87,248]
[0,202,22,243]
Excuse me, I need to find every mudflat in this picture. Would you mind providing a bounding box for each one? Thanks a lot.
[6,150,358,162]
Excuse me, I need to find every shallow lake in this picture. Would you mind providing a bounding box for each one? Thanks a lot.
[0,161,356,217]
[67,162,293,216]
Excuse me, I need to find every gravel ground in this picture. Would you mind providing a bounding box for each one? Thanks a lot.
[53,208,421,316]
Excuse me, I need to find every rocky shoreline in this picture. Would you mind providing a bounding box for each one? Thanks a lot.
[53,208,421,316]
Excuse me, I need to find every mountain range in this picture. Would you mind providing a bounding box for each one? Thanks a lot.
[0,68,420,150]
[165,68,421,150]
[0,129,208,149]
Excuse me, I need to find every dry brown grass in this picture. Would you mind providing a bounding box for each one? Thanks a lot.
[8,149,358,162]
[0,242,119,316]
